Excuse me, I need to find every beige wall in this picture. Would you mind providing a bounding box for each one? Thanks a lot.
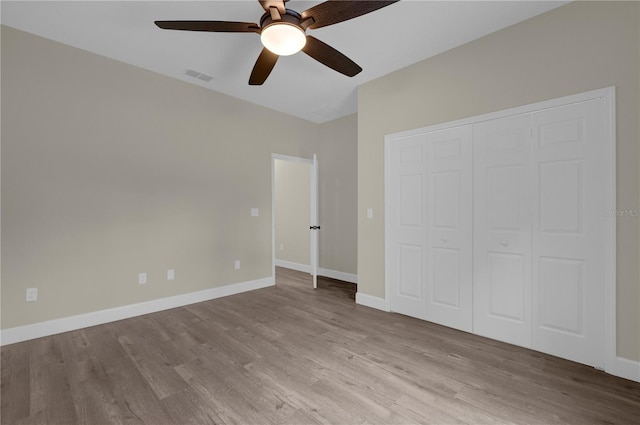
[273,112,359,276]
[1,26,322,329]
[318,114,358,275]
[274,159,311,267]
[357,1,640,361]
[1,25,359,331]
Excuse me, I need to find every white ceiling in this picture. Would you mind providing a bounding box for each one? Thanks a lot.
[1,0,568,123]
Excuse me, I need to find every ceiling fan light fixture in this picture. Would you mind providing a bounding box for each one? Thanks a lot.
[260,23,306,56]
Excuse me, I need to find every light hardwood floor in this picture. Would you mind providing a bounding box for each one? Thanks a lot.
[2,267,640,424]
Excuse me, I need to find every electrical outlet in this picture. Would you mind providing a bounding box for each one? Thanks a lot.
[138,272,147,285]
[251,208,259,217]
[167,269,175,281]
[279,243,284,251]
[26,288,38,302]
[234,260,240,270]
[367,208,374,219]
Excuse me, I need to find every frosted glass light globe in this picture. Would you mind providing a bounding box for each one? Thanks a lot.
[261,23,306,56]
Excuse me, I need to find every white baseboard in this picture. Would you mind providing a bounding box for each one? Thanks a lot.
[0,277,274,346]
[3,276,638,384]
[275,262,357,284]
[355,292,388,311]
[275,259,311,273]
[615,356,640,383]
[318,268,357,284]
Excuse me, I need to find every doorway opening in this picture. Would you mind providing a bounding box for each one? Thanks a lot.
[271,154,319,287]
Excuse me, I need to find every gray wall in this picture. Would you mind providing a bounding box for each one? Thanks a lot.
[1,25,358,330]
[318,114,358,276]
[357,1,640,361]
[273,112,359,276]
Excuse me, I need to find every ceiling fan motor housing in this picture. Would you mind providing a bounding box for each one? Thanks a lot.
[259,8,304,32]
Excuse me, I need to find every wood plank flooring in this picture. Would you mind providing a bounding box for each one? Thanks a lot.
[2,267,640,424]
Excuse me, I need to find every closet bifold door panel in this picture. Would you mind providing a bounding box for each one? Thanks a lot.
[472,115,532,347]
[387,133,428,320]
[531,99,606,369]
[386,125,473,330]
[425,126,473,332]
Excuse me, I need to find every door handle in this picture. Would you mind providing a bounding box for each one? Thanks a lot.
[310,226,321,230]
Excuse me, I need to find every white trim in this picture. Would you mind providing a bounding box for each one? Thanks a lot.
[355,292,388,311]
[603,88,617,374]
[384,86,616,374]
[614,357,640,383]
[318,268,357,284]
[0,277,274,346]
[272,153,314,165]
[384,134,393,313]
[275,259,311,274]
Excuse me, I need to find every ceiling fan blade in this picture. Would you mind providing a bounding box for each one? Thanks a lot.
[154,21,260,33]
[301,0,399,30]
[302,36,362,77]
[249,48,280,85]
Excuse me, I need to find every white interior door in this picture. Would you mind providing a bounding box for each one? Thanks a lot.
[473,114,532,347]
[387,134,428,320]
[531,99,606,368]
[311,154,319,288]
[385,88,614,372]
[425,126,473,332]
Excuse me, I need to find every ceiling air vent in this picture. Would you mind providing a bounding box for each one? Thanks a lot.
[184,68,213,82]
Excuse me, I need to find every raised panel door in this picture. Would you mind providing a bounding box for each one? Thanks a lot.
[531,99,606,368]
[387,134,428,320]
[473,114,532,347]
[425,126,473,332]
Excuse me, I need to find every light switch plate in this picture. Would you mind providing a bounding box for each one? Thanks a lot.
[367,208,374,219]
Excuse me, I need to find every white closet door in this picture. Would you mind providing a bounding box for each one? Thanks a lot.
[387,134,428,320]
[531,99,606,368]
[473,115,532,347]
[425,126,473,332]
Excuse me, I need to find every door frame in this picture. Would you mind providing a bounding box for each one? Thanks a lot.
[271,153,319,286]
[384,86,616,374]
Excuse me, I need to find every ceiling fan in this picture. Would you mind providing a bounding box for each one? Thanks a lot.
[155,0,399,85]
